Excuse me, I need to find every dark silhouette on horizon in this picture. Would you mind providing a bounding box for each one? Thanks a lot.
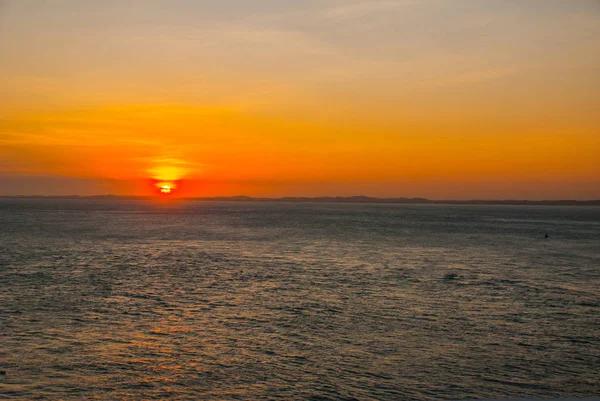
[1,195,599,206]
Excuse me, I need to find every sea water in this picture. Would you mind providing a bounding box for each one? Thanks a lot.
[1,199,599,400]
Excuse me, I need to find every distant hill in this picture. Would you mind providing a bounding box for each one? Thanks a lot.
[193,196,600,206]
[2,195,599,206]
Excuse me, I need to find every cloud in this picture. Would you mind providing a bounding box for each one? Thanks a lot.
[321,0,423,20]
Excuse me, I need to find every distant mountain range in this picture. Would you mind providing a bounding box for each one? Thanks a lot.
[2,195,599,206]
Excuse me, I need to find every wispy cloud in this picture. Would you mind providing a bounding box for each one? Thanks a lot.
[321,0,423,20]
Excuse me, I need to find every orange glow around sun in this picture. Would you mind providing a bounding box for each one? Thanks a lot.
[153,181,179,196]
[147,163,187,197]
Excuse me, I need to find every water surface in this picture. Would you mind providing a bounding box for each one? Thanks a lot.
[1,199,599,400]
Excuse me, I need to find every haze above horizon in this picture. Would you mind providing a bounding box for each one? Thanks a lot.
[1,0,599,199]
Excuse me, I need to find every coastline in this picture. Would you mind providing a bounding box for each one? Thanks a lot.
[1,195,599,206]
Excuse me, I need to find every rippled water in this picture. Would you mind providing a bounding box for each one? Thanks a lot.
[1,199,599,400]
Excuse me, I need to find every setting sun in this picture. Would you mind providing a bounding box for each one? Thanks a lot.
[152,180,179,197]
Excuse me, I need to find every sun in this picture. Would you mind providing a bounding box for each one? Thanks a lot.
[153,181,179,197]
[149,163,184,197]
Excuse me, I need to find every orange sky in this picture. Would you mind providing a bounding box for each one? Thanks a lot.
[1,1,599,199]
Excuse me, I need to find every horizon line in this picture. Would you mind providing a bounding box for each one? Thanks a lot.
[1,195,599,206]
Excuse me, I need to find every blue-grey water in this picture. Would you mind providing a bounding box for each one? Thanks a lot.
[1,199,599,400]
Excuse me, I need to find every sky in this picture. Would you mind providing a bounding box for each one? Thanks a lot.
[0,0,599,199]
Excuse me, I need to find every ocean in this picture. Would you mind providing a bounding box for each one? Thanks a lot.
[1,199,599,400]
